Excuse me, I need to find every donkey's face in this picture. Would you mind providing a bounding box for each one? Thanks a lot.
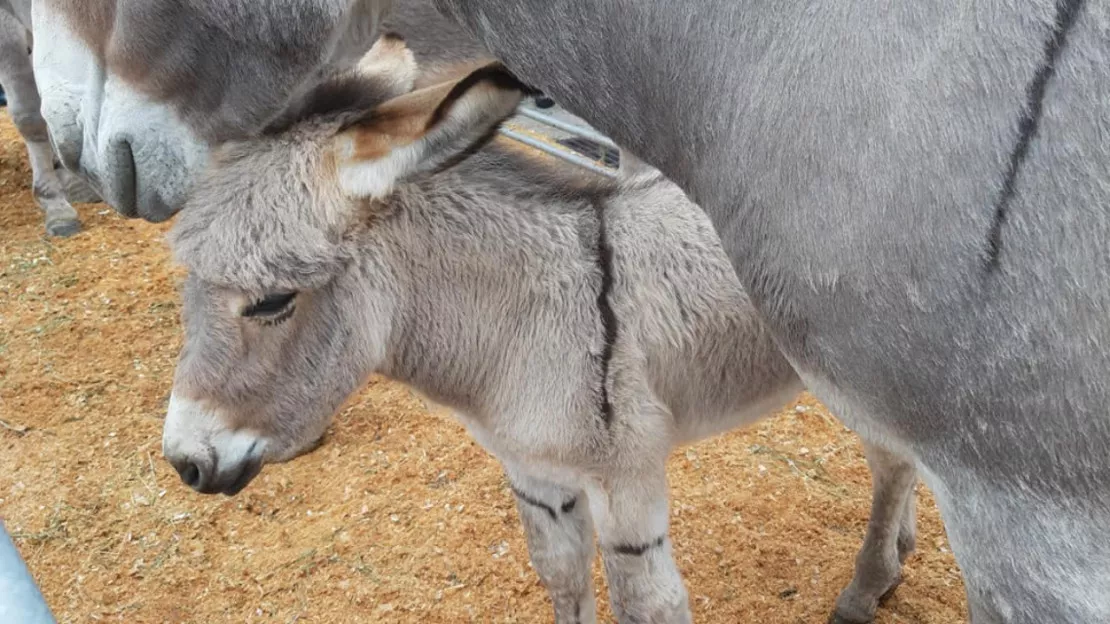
[162,45,527,495]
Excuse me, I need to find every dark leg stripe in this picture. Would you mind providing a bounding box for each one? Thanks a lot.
[985,0,1086,271]
[611,535,666,556]
[510,485,579,520]
[510,485,558,520]
[561,497,577,514]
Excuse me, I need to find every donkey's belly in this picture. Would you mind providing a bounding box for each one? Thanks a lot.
[671,376,804,446]
[453,410,593,491]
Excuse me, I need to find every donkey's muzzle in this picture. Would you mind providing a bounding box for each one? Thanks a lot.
[167,449,263,496]
[162,393,268,496]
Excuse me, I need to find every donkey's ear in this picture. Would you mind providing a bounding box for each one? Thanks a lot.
[259,33,418,136]
[332,62,534,199]
[354,32,418,99]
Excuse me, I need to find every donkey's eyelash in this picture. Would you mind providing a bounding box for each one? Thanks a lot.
[242,291,297,318]
[256,305,296,326]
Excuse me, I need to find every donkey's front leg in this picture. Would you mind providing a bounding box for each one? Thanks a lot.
[505,464,598,624]
[591,470,691,624]
[0,17,81,237]
[830,441,918,624]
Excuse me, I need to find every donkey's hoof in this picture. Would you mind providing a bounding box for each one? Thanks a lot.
[878,575,903,604]
[45,217,81,237]
[829,575,902,624]
[828,614,872,624]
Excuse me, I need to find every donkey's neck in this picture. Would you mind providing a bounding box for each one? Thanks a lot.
[369,158,609,421]
[434,0,1049,288]
[434,0,760,224]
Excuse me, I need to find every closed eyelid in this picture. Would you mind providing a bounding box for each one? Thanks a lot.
[242,292,297,317]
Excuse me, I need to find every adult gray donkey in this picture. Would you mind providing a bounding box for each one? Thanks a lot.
[30,1,1110,622]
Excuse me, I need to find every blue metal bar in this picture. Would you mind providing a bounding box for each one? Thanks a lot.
[0,522,57,624]
[497,126,619,178]
[516,108,621,151]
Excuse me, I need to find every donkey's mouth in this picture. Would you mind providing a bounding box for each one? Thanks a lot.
[169,451,264,496]
[211,457,264,496]
[163,394,269,496]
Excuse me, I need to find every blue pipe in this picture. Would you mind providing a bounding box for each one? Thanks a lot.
[0,522,57,624]
[516,107,620,151]
[498,126,618,178]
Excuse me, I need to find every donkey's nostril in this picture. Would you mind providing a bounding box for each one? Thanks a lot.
[176,461,202,489]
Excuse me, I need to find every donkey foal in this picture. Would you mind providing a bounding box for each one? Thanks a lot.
[163,43,917,624]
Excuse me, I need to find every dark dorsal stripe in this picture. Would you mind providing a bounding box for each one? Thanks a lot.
[592,198,618,427]
[985,0,1087,271]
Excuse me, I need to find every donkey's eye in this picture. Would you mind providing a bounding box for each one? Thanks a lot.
[243,292,297,319]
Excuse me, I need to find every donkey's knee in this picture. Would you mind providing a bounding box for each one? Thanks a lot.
[601,538,691,624]
[10,108,49,143]
[57,166,101,204]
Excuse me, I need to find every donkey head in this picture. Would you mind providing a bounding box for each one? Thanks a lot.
[162,38,528,495]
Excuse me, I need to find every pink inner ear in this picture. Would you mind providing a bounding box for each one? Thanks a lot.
[342,78,465,161]
[334,61,524,200]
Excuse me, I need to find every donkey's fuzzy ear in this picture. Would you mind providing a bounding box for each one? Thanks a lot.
[259,33,418,137]
[355,32,418,99]
[332,62,533,199]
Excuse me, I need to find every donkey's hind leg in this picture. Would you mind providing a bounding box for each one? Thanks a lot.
[0,11,80,237]
[831,440,918,624]
[504,464,598,624]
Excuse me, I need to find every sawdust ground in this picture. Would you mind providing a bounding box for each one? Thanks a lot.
[0,115,967,623]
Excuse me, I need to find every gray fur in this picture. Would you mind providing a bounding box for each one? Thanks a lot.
[34,1,1110,621]
[380,0,491,67]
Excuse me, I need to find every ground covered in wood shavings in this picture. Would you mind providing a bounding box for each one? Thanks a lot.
[0,116,967,623]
